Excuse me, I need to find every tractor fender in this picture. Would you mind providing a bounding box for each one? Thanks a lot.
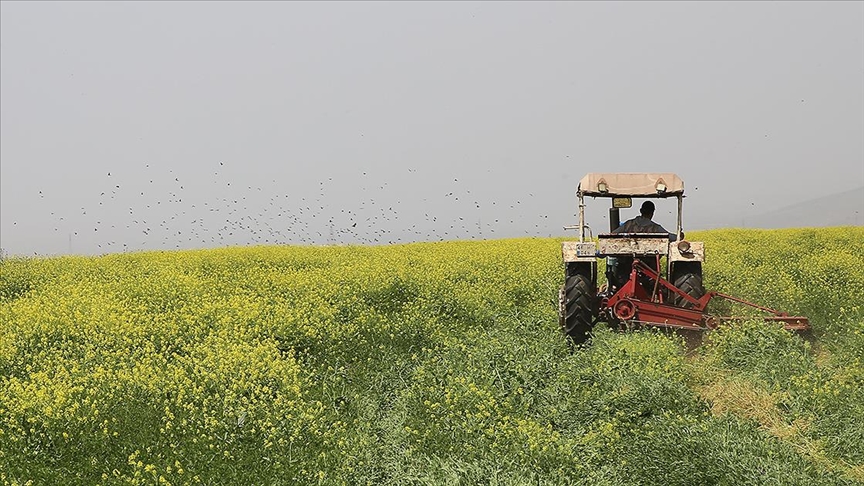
[562,241,597,263]
[668,241,704,263]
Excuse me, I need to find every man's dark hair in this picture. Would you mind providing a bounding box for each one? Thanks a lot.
[640,201,655,217]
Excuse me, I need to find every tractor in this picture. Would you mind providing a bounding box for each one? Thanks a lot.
[559,173,809,345]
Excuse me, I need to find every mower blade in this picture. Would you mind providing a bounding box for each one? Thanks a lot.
[763,316,810,332]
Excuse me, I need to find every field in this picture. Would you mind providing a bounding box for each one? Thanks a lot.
[1,227,863,485]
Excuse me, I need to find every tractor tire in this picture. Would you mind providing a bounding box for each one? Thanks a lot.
[670,264,705,309]
[560,273,596,345]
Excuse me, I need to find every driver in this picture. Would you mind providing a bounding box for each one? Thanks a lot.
[607,200,679,292]
[612,201,679,241]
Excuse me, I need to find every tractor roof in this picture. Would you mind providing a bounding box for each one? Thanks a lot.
[578,173,685,197]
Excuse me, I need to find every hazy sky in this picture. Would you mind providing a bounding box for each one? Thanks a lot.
[2,1,863,256]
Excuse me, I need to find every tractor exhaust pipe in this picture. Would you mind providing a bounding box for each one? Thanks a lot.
[606,207,622,291]
[609,207,620,232]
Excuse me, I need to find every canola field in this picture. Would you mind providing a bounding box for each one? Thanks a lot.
[1,227,863,485]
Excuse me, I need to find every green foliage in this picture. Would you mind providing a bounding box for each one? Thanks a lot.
[702,320,814,390]
[692,227,864,331]
[1,228,863,485]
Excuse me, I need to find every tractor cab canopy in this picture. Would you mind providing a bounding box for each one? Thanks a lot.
[578,173,684,198]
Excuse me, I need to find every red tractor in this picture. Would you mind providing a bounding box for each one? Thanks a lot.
[559,173,809,345]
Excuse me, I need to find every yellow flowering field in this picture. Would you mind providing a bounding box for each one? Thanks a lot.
[1,227,863,485]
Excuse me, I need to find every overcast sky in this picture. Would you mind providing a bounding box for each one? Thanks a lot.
[2,1,863,257]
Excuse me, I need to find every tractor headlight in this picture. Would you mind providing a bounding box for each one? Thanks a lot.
[677,240,691,253]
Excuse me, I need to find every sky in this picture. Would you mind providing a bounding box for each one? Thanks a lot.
[1,1,863,257]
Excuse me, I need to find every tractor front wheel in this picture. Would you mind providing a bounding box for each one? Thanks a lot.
[670,263,705,308]
[560,273,596,345]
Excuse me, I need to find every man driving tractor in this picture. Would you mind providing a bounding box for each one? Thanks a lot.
[612,200,680,241]
[607,200,679,292]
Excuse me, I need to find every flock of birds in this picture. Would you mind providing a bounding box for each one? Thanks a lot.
[26,161,561,255]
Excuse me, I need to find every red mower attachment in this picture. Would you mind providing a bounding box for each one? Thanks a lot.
[604,258,810,332]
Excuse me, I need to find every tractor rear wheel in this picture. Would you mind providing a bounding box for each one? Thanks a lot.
[670,263,705,308]
[560,273,596,345]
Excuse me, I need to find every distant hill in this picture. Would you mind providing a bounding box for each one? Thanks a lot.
[741,186,864,229]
